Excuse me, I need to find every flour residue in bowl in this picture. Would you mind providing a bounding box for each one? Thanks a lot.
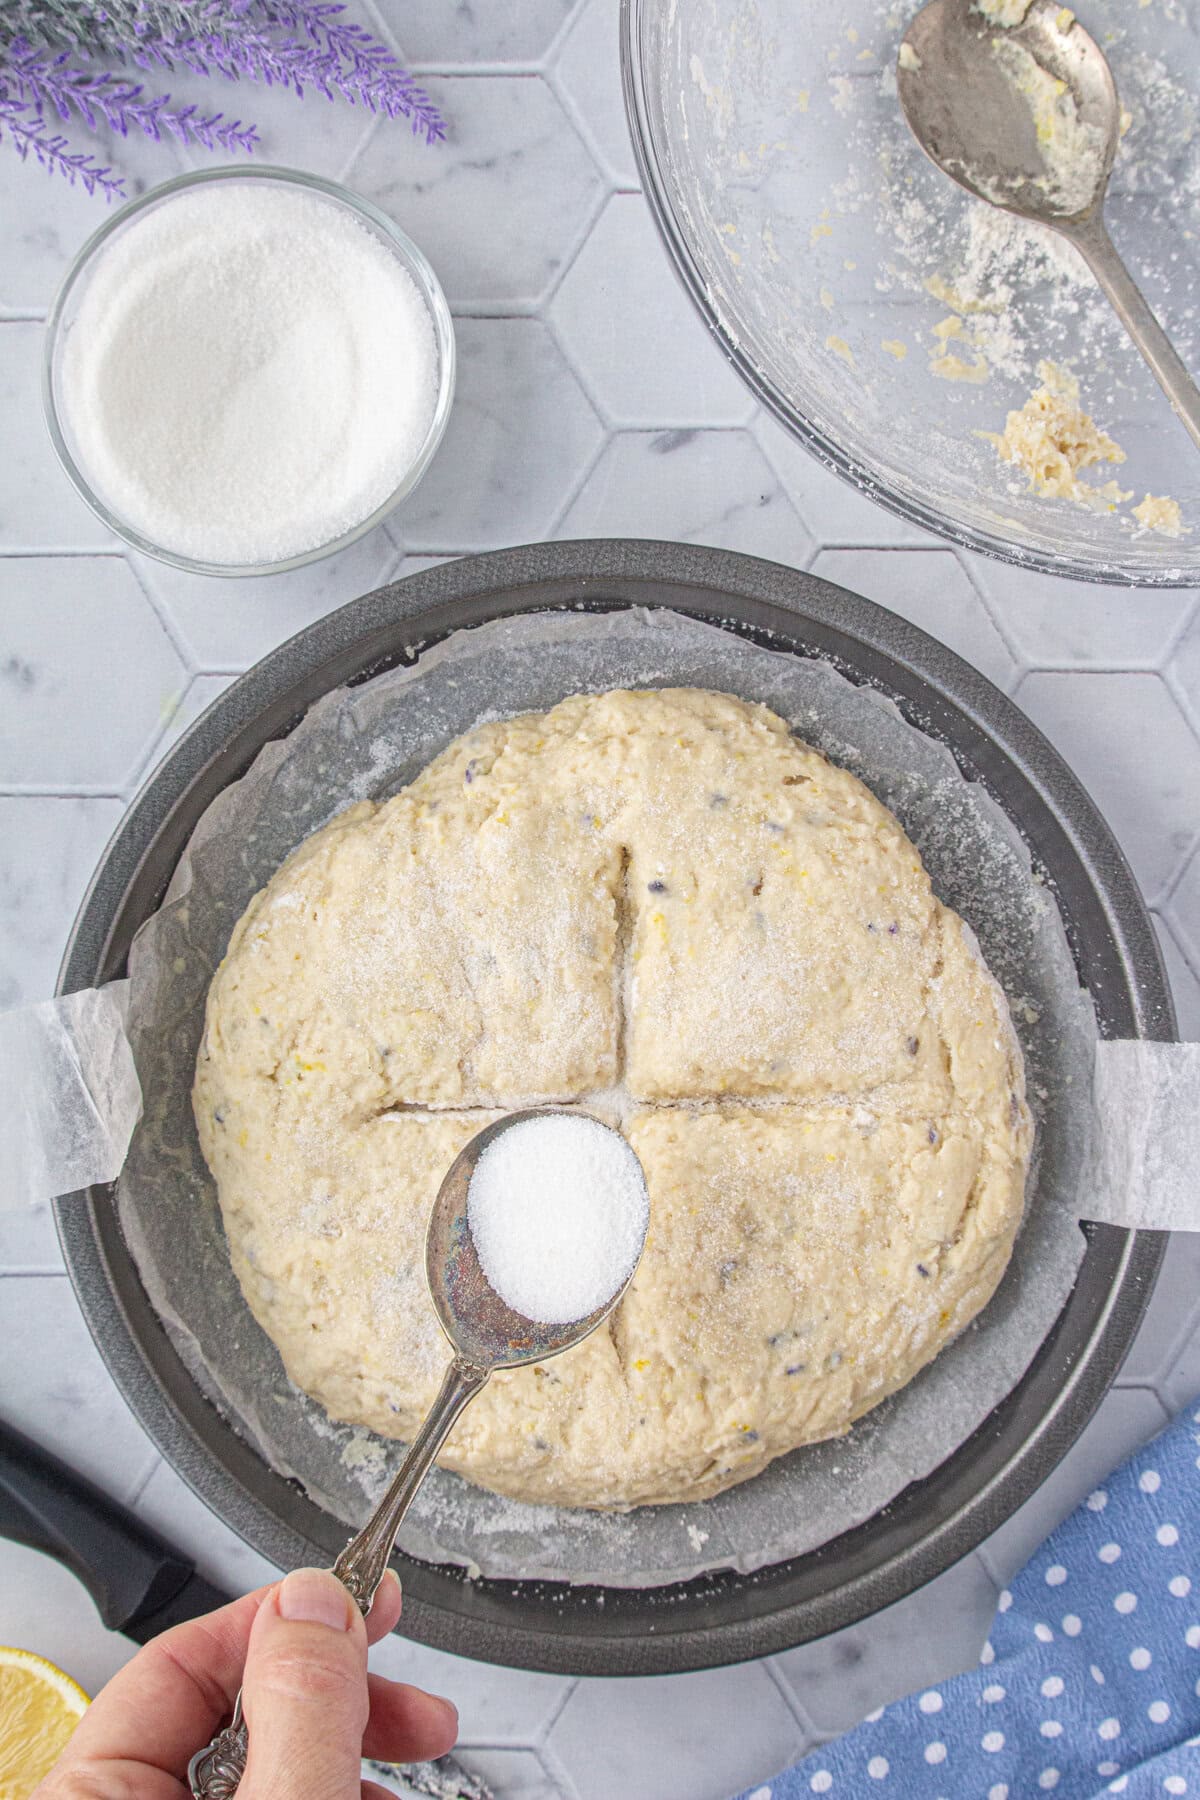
[666,0,1200,573]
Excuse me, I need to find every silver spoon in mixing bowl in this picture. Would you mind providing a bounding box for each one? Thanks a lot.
[897,0,1200,451]
[189,1107,649,1800]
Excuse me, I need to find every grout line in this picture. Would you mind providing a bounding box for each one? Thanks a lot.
[542,0,590,67]
[974,1540,1005,1592]
[0,1266,68,1278]
[762,1654,818,1748]
[121,553,198,676]
[536,180,612,313]
[447,297,543,319]
[1155,908,1200,986]
[1001,646,1200,675]
[335,107,385,186]
[124,1455,162,1507]
[537,1675,580,1743]
[543,432,608,537]
[1157,841,1199,912]
[954,550,1028,671]
[405,63,548,79]
[1161,663,1200,742]
[120,683,197,798]
[539,311,618,430]
[543,65,632,194]
[0,783,132,799]
[0,543,122,559]
[1156,591,1200,666]
[537,1736,586,1800]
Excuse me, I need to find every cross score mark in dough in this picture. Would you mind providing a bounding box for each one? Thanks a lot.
[194,688,1032,1511]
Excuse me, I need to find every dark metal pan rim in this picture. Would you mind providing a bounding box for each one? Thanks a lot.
[56,539,1170,1676]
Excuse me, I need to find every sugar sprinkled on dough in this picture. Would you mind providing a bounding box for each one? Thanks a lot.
[468,1116,648,1323]
[194,687,1031,1511]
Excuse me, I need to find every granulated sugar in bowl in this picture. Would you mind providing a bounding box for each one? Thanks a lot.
[43,167,455,575]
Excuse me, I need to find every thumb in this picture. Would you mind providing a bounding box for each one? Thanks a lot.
[239,1568,368,1799]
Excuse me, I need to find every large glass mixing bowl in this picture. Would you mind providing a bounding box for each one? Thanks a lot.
[622,0,1200,584]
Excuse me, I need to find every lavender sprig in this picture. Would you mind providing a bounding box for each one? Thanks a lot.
[7,40,257,149]
[183,4,444,142]
[0,0,443,198]
[176,24,342,99]
[0,88,125,194]
[256,0,444,139]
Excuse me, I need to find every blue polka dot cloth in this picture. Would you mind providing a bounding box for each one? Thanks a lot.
[736,1397,1200,1800]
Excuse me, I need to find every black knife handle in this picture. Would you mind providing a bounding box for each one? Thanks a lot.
[0,1418,196,1636]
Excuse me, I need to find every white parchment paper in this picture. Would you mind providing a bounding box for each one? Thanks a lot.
[1085,1041,1200,1232]
[0,983,140,1210]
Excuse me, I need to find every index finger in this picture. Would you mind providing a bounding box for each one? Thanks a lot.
[62,1585,269,1776]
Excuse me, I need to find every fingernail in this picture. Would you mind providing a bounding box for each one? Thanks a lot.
[431,1694,459,1732]
[277,1568,354,1630]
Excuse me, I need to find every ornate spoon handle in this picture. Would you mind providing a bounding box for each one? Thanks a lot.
[188,1357,490,1799]
[187,1693,247,1800]
[333,1357,489,1606]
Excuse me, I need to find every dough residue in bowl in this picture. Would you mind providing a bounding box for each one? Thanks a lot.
[193,688,1031,1511]
[985,357,1128,504]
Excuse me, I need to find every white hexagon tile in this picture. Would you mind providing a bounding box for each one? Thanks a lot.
[1,6,1199,1798]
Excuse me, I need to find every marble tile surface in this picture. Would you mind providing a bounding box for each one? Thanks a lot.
[1013,670,1200,903]
[131,529,403,671]
[0,324,118,551]
[555,428,815,567]
[0,795,125,1007]
[0,556,186,790]
[771,1553,1001,1739]
[808,546,1020,692]
[551,1663,804,1800]
[551,0,641,189]
[549,193,755,427]
[1,13,1199,1800]
[400,318,605,550]
[385,0,576,69]
[351,76,604,312]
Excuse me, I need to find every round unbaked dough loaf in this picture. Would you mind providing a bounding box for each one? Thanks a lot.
[194,688,1031,1509]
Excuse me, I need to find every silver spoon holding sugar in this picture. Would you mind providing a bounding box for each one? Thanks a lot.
[897,0,1200,452]
[189,1108,649,1799]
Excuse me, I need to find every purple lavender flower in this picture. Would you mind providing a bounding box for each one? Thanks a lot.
[0,88,125,195]
[186,2,445,142]
[257,1,445,139]
[0,0,444,196]
[7,39,257,150]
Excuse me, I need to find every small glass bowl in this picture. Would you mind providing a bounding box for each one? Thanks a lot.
[43,165,456,579]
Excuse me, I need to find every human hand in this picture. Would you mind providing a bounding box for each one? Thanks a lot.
[36,1567,458,1798]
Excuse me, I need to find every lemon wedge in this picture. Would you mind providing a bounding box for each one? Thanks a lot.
[0,1647,89,1799]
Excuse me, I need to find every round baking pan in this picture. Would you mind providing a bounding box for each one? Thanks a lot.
[56,540,1171,1675]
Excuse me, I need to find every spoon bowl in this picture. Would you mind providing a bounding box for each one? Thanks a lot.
[426,1108,646,1370]
[898,0,1117,223]
[897,0,1200,452]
